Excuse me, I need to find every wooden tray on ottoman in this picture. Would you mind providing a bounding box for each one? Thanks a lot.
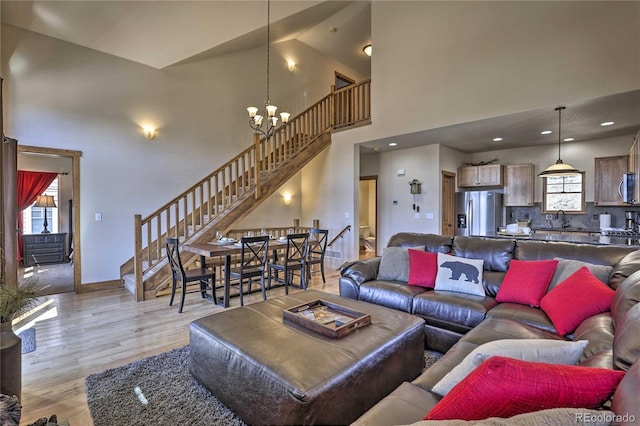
[283,299,371,339]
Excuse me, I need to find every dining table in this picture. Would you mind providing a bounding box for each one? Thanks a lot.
[183,238,288,308]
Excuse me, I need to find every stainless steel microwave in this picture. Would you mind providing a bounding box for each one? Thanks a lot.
[621,173,635,204]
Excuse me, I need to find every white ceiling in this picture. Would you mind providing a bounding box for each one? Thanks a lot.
[1,0,372,73]
[3,1,639,154]
[360,89,640,153]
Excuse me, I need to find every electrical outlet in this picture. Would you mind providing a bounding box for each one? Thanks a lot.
[593,214,598,220]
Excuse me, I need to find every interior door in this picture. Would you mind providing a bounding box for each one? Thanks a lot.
[441,171,455,236]
[359,176,378,259]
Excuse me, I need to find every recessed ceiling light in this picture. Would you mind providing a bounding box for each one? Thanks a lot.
[541,130,553,135]
[600,121,615,126]
[492,137,503,142]
[389,142,397,147]
[363,44,372,56]
[563,137,574,142]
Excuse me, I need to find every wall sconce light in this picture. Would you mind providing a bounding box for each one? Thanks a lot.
[287,60,296,72]
[283,193,292,205]
[363,44,372,57]
[143,125,157,140]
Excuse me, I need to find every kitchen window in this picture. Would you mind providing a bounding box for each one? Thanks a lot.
[542,173,585,213]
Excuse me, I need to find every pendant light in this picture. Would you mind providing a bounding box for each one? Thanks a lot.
[246,0,289,141]
[538,106,581,177]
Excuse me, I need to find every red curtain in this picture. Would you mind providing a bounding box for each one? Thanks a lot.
[17,171,58,262]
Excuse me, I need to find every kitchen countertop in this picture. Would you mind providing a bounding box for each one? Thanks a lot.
[489,232,640,246]
[530,227,601,234]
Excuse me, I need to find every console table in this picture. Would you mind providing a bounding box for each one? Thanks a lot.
[22,233,67,266]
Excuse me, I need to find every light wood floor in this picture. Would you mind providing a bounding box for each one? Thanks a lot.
[19,271,340,425]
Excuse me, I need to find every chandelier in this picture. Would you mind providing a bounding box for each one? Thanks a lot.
[538,106,581,177]
[247,0,289,140]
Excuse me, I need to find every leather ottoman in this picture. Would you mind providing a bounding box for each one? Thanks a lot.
[189,290,425,425]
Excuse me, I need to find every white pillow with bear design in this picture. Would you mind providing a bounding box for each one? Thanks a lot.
[434,252,485,296]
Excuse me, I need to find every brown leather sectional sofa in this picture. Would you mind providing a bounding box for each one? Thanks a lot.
[339,233,640,425]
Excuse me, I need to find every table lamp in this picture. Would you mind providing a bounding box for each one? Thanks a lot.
[34,195,56,234]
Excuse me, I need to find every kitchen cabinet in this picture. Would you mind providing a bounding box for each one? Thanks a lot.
[594,155,629,206]
[504,163,534,206]
[457,164,504,188]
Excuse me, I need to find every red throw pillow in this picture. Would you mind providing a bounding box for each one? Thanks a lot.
[496,259,558,307]
[540,266,615,336]
[408,249,438,288]
[425,356,625,421]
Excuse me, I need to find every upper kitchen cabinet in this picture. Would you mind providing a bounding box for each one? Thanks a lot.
[504,163,535,206]
[457,164,504,188]
[594,155,629,206]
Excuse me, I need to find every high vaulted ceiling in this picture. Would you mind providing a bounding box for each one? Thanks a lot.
[2,1,639,154]
[1,0,372,73]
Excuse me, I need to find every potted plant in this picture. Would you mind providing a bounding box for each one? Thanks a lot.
[0,275,41,401]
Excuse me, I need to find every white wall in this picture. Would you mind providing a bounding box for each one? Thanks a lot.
[363,144,443,252]
[3,25,364,284]
[300,138,358,268]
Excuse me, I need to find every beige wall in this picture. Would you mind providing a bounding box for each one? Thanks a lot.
[2,25,364,284]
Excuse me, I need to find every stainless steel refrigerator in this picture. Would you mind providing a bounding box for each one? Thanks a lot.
[455,191,503,237]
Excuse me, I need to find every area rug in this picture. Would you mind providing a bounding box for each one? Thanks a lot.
[19,327,36,354]
[86,345,442,426]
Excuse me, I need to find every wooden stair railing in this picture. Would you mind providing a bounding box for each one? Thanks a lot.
[123,79,371,300]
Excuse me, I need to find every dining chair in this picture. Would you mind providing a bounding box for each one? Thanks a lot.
[228,235,270,307]
[166,237,216,313]
[268,233,309,295]
[306,228,329,283]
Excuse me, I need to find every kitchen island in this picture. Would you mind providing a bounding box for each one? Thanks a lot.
[492,229,640,246]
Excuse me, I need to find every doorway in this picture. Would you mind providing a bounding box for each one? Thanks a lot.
[335,71,355,89]
[333,72,356,127]
[359,176,377,259]
[441,171,455,236]
[17,145,81,294]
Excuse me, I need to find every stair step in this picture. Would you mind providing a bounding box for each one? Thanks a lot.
[123,273,135,295]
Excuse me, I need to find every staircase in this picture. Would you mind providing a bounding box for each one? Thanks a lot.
[120,79,371,301]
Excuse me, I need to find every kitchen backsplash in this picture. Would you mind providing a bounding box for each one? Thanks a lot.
[506,203,640,230]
